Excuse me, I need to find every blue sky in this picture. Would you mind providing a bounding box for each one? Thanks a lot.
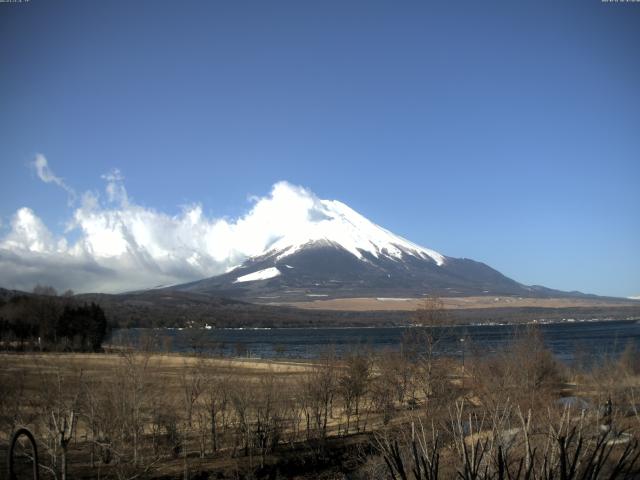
[0,0,639,296]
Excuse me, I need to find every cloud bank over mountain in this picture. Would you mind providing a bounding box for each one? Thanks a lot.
[0,156,341,293]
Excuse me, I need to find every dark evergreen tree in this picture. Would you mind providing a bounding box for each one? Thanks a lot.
[56,303,108,351]
[87,303,108,351]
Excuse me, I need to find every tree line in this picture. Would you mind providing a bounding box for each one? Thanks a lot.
[0,285,109,351]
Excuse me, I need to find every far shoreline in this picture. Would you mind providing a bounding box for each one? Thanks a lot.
[130,316,640,331]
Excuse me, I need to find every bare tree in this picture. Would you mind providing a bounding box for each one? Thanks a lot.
[228,377,256,458]
[203,369,231,454]
[371,360,399,426]
[92,348,160,480]
[181,358,204,429]
[35,366,82,480]
[300,351,337,441]
[404,296,454,414]
[253,371,287,467]
[469,325,562,415]
[339,351,371,434]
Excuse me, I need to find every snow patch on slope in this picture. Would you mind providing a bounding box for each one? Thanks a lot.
[234,267,281,283]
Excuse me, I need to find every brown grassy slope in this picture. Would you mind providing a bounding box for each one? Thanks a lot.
[273,295,640,311]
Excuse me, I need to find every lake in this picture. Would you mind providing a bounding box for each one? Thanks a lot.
[110,319,640,364]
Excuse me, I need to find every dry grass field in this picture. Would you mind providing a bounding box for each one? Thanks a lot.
[274,295,640,311]
[1,337,639,479]
[0,350,394,479]
[0,352,316,400]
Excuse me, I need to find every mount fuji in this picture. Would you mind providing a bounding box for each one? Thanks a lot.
[169,197,581,302]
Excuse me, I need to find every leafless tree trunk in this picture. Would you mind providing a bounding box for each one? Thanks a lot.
[35,366,82,480]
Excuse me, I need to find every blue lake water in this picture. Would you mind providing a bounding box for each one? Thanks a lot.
[111,319,640,364]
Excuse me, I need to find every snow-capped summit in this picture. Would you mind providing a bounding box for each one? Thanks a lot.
[264,198,445,266]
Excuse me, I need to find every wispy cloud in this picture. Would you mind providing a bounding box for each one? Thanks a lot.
[101,168,128,206]
[32,154,77,204]
[0,159,330,293]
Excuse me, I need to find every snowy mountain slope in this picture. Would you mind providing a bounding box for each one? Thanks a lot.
[170,196,587,302]
[263,198,445,266]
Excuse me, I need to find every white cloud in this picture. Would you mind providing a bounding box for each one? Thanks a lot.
[0,164,329,293]
[32,154,76,204]
[2,207,65,254]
